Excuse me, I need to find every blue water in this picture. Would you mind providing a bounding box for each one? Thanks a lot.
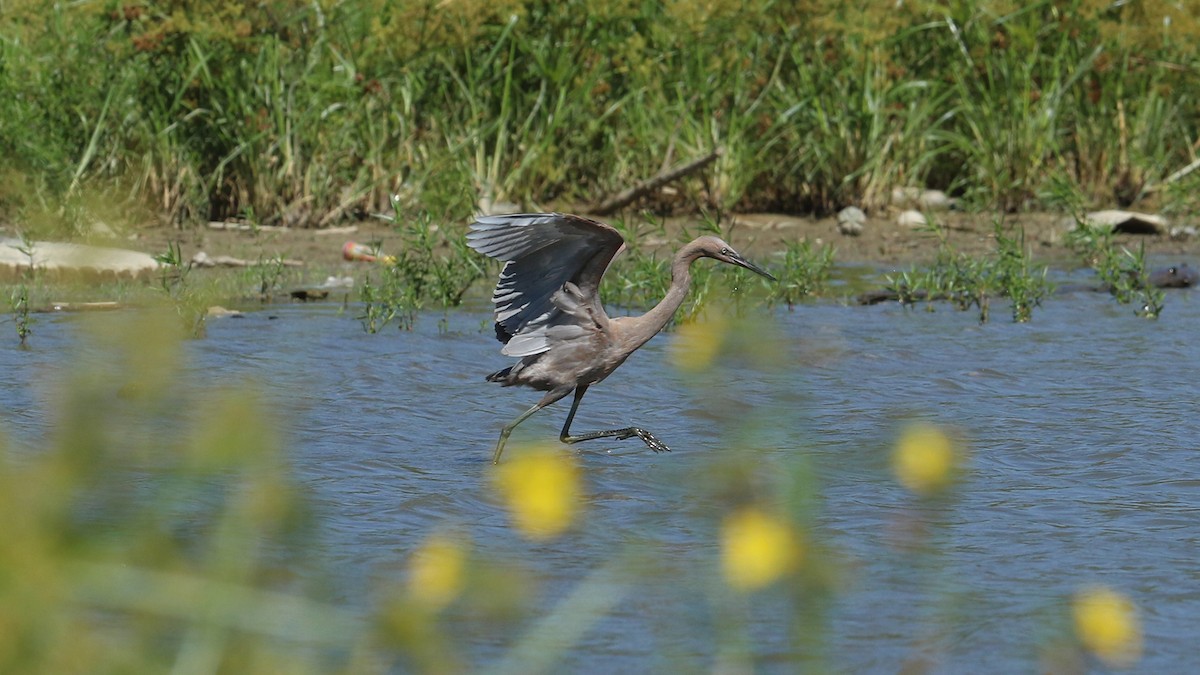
[1,283,1197,672]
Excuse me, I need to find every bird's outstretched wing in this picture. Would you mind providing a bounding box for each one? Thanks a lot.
[467,213,625,357]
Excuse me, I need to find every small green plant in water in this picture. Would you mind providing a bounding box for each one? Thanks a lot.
[9,283,32,347]
[256,253,288,299]
[1128,245,1166,319]
[152,241,208,337]
[1067,222,1164,318]
[885,221,1051,324]
[766,240,834,309]
[389,209,488,307]
[993,225,1052,323]
[8,232,37,346]
[357,209,488,333]
[357,264,414,333]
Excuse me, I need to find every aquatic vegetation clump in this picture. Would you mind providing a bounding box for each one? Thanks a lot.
[357,263,413,333]
[885,220,1053,323]
[254,253,289,299]
[597,216,675,313]
[1066,221,1166,318]
[8,283,32,347]
[152,241,209,337]
[766,240,835,309]
[6,233,36,346]
[358,210,489,333]
[387,212,489,310]
[992,224,1054,323]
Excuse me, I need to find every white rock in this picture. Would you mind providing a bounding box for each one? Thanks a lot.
[0,238,160,277]
[206,306,244,318]
[1169,225,1197,240]
[918,189,955,211]
[897,210,927,228]
[891,186,922,205]
[1083,210,1168,234]
[892,187,955,211]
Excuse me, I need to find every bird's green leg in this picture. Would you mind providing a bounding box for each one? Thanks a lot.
[494,388,572,464]
[494,402,547,464]
[559,386,672,454]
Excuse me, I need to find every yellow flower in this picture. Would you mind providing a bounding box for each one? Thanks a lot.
[892,423,960,495]
[670,315,728,373]
[720,507,802,591]
[1073,586,1142,667]
[493,447,580,540]
[408,532,468,609]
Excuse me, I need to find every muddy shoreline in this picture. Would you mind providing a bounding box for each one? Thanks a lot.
[122,211,1197,279]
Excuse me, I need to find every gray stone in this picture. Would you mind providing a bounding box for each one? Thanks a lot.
[837,220,864,236]
[836,206,866,236]
[837,206,866,224]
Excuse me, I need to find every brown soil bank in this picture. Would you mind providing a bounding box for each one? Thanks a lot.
[722,212,1200,268]
[129,211,1198,277]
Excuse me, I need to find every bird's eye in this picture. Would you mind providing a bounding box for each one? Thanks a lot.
[719,247,730,256]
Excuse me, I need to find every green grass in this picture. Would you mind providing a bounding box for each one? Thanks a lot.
[1,0,1198,234]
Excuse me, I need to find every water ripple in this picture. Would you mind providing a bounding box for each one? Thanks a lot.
[2,291,1199,671]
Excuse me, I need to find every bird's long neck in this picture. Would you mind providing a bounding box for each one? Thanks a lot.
[622,246,698,350]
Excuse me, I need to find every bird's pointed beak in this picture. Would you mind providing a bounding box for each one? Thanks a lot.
[729,251,776,281]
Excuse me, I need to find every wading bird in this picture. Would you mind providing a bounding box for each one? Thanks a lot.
[467,213,775,463]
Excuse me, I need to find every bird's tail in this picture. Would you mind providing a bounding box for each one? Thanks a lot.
[486,366,513,383]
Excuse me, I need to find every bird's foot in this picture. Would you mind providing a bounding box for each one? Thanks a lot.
[564,427,672,454]
[620,428,671,453]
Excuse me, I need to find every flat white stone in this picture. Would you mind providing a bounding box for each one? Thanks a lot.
[1083,210,1168,234]
[0,238,160,276]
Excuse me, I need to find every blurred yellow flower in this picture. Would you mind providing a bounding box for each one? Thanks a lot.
[720,507,802,591]
[1073,586,1142,667]
[408,532,468,609]
[892,423,960,495]
[669,315,728,373]
[493,447,580,540]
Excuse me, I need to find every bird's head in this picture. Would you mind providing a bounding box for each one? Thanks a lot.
[695,236,776,281]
